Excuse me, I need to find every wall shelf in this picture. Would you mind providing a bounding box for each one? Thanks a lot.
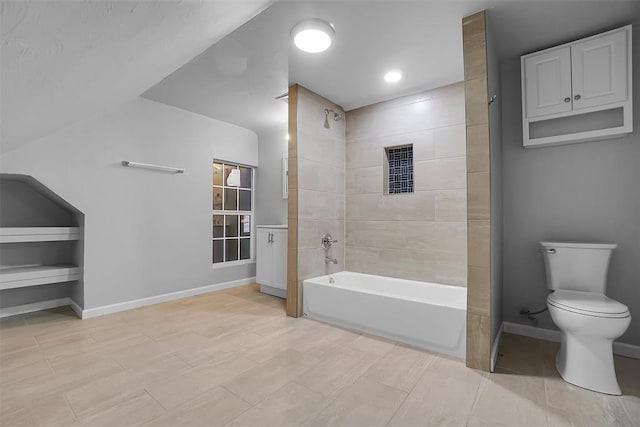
[0,174,84,316]
[0,265,81,290]
[0,227,80,243]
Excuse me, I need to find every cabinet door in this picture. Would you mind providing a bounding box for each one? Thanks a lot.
[523,46,572,118]
[256,229,272,286]
[571,29,628,110]
[271,229,288,290]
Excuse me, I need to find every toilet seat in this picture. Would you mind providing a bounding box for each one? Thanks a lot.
[548,290,630,318]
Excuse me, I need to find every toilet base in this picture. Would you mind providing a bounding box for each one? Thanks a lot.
[555,332,622,395]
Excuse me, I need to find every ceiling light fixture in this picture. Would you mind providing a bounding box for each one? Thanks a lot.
[291,19,335,53]
[384,70,403,83]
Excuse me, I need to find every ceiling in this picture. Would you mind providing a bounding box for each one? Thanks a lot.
[0,0,273,152]
[144,0,639,135]
[3,0,637,149]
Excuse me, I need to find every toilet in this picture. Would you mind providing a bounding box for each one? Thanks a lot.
[541,241,631,395]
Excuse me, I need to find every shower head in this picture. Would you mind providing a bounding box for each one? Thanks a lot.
[324,108,343,128]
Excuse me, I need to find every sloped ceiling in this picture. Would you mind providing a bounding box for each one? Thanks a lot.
[0,0,273,152]
[142,0,639,135]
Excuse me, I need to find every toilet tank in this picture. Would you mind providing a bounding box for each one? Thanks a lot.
[540,241,617,293]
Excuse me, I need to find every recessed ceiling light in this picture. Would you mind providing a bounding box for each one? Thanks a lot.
[291,19,335,53]
[384,70,402,83]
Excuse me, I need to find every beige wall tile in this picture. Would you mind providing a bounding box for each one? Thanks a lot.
[297,158,318,191]
[346,220,406,250]
[465,77,489,127]
[318,164,345,194]
[467,171,490,220]
[287,219,297,253]
[298,219,319,250]
[435,190,467,221]
[468,220,490,268]
[431,83,466,128]
[346,142,382,169]
[435,124,466,159]
[466,313,491,371]
[462,11,486,42]
[411,129,435,162]
[466,124,490,173]
[345,82,466,285]
[463,33,487,81]
[287,155,297,190]
[415,157,467,191]
[435,259,467,287]
[467,266,491,316]
[403,222,466,259]
[287,188,297,220]
[354,166,383,194]
[345,246,380,274]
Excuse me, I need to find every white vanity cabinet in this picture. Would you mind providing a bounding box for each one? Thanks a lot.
[522,25,632,148]
[256,225,287,298]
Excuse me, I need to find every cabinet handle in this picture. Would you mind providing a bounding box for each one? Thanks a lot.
[564,97,571,103]
[574,95,581,101]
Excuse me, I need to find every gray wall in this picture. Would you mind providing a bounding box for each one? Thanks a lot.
[501,24,639,346]
[2,98,259,310]
[256,125,288,226]
[486,15,503,349]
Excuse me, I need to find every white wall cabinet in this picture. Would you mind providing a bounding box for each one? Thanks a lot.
[524,46,573,118]
[521,25,632,148]
[256,225,287,298]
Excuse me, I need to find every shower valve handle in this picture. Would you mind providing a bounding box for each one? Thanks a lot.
[321,234,338,250]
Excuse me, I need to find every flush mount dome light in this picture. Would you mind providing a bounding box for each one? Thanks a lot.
[291,19,335,53]
[384,70,403,83]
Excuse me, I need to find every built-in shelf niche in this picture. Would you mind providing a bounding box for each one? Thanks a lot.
[0,174,84,315]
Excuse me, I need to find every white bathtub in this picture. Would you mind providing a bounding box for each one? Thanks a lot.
[303,271,466,358]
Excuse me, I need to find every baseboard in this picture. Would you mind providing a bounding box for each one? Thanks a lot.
[502,321,640,359]
[68,298,83,318]
[80,277,256,319]
[0,298,71,318]
[259,284,286,299]
[490,322,504,372]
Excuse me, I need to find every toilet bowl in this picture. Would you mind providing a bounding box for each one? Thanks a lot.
[547,290,630,395]
[541,241,631,395]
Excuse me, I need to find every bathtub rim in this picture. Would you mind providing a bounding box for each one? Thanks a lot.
[302,270,467,310]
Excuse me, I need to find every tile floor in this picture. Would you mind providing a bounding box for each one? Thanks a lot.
[0,284,638,426]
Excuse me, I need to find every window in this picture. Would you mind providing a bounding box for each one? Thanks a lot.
[212,161,253,264]
[385,145,414,194]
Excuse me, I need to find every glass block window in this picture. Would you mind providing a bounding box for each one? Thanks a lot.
[385,145,414,194]
[213,161,253,264]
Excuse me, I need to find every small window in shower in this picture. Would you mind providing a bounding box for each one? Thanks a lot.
[384,145,414,194]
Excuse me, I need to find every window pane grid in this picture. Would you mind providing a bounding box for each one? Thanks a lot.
[212,160,254,264]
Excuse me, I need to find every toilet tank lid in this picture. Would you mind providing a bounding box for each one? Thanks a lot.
[540,241,617,250]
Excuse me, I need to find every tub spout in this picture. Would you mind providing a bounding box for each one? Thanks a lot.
[325,256,338,265]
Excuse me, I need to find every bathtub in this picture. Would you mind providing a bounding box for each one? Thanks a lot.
[303,271,466,359]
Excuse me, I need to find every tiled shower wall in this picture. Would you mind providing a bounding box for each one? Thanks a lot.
[345,84,467,286]
[287,85,345,316]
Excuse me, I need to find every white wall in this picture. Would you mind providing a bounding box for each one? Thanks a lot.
[1,97,259,310]
[255,125,288,226]
[501,24,640,346]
